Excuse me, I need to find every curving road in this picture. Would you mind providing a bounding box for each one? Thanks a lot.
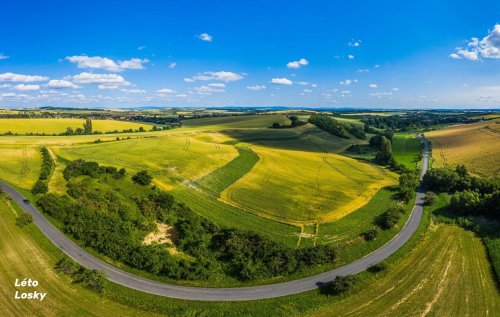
[0,137,429,301]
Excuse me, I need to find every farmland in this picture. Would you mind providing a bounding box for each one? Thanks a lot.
[308,225,500,317]
[0,196,155,317]
[426,119,500,177]
[0,118,152,134]
[392,133,421,170]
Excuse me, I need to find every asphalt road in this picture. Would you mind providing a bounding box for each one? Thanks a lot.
[0,137,429,301]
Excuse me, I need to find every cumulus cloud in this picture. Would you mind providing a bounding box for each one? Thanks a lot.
[168,62,177,69]
[347,54,355,59]
[246,85,267,91]
[193,85,224,94]
[208,83,225,88]
[0,53,9,60]
[72,72,130,87]
[369,83,378,88]
[286,58,309,69]
[66,55,149,71]
[157,88,176,93]
[186,71,244,82]
[137,46,146,50]
[98,84,120,90]
[450,24,500,60]
[371,92,393,97]
[14,84,40,91]
[271,78,293,85]
[47,80,80,89]
[198,33,213,42]
[391,87,400,91]
[121,89,145,94]
[340,79,358,86]
[0,72,49,82]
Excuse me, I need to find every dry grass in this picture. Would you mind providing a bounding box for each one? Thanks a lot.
[426,120,500,177]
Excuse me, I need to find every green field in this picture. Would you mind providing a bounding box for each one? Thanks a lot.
[0,196,155,317]
[392,133,421,170]
[309,225,500,317]
[0,145,41,189]
[0,118,152,134]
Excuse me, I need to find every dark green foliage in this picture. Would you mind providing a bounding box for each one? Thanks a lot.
[362,227,379,240]
[55,258,80,275]
[272,122,281,128]
[270,115,306,129]
[368,262,387,273]
[326,275,357,295]
[424,191,437,205]
[31,180,48,194]
[308,115,349,139]
[362,112,477,132]
[377,206,404,230]
[374,136,394,165]
[15,213,33,227]
[398,171,420,202]
[424,165,500,220]
[38,147,53,180]
[74,268,106,293]
[83,117,93,134]
[132,170,153,185]
[63,159,122,180]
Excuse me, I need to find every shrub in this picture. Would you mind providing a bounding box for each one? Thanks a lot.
[132,170,153,185]
[368,262,387,273]
[328,275,357,295]
[377,206,403,230]
[362,227,379,241]
[424,191,437,205]
[16,213,33,227]
[31,180,48,194]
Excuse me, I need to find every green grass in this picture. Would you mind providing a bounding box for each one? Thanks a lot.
[0,196,156,317]
[485,238,500,283]
[197,146,260,194]
[392,133,421,170]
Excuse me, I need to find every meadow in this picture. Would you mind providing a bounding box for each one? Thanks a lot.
[426,119,500,177]
[0,118,152,134]
[0,196,157,317]
[392,133,421,170]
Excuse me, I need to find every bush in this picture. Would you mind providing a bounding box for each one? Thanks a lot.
[368,262,387,273]
[31,180,48,194]
[362,227,379,241]
[16,213,33,227]
[377,206,403,230]
[55,258,80,275]
[328,275,357,295]
[132,170,153,185]
[424,191,437,205]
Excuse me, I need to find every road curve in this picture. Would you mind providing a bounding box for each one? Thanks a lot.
[0,138,429,301]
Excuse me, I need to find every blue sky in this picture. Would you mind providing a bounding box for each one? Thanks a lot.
[1,0,499,109]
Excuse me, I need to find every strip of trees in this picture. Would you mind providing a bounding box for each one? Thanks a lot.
[31,147,54,194]
[308,115,366,140]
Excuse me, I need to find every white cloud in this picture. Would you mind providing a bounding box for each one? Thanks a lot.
[0,72,49,82]
[193,85,224,93]
[137,46,146,50]
[369,83,378,88]
[391,87,400,91]
[348,40,361,47]
[246,85,267,91]
[47,80,80,89]
[157,88,176,93]
[168,62,177,69]
[451,24,500,60]
[371,92,393,97]
[66,55,149,71]
[187,71,244,82]
[271,78,293,85]
[357,69,369,73]
[14,84,40,91]
[297,81,310,85]
[0,53,9,60]
[98,84,121,90]
[340,79,358,86]
[121,89,145,94]
[0,84,12,88]
[0,92,32,100]
[207,83,225,88]
[303,89,313,93]
[73,72,130,86]
[120,58,149,70]
[347,54,355,59]
[286,58,309,69]
[198,33,213,42]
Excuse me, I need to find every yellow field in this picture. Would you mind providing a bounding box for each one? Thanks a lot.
[0,146,41,189]
[0,118,152,134]
[220,146,396,224]
[0,197,156,317]
[309,225,500,317]
[426,120,500,177]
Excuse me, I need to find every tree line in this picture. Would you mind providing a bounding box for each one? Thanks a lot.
[31,147,54,195]
[308,115,366,140]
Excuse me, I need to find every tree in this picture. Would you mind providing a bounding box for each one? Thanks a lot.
[31,180,48,194]
[327,275,357,295]
[377,206,403,229]
[424,191,437,205]
[16,213,33,227]
[83,118,93,134]
[375,136,394,165]
[132,170,153,185]
[362,227,379,240]
[272,122,281,128]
